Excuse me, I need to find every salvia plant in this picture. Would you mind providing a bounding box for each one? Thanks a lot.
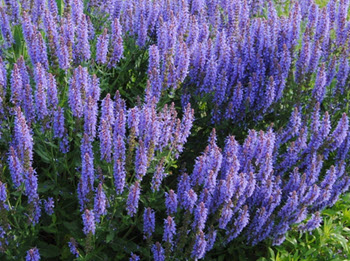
[0,0,349,260]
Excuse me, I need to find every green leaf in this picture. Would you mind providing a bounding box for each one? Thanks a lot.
[303,248,316,257]
[268,247,276,260]
[35,147,51,163]
[286,236,298,247]
[63,221,82,238]
[43,140,59,149]
[331,233,349,252]
[37,241,61,258]
[41,225,57,234]
[38,180,55,193]
[106,231,115,243]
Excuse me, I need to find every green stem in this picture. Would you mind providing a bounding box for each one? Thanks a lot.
[122,224,136,240]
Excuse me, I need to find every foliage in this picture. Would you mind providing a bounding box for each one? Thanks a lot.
[261,193,350,261]
[0,0,349,260]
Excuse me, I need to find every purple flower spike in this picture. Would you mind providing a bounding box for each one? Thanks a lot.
[34,63,48,120]
[114,159,126,194]
[8,146,24,188]
[130,253,140,261]
[53,107,65,139]
[82,209,96,235]
[192,231,207,260]
[226,205,250,242]
[127,182,141,216]
[44,197,54,216]
[58,34,70,70]
[23,84,35,123]
[136,12,147,47]
[99,119,113,162]
[0,57,6,94]
[135,140,148,180]
[298,212,322,232]
[182,189,198,213]
[177,104,194,154]
[109,18,123,68]
[47,74,58,112]
[68,238,79,257]
[75,14,91,62]
[10,63,23,107]
[24,167,39,204]
[329,113,349,150]
[193,202,208,231]
[0,181,7,203]
[165,190,177,215]
[14,108,33,164]
[96,28,109,64]
[206,228,217,252]
[84,96,98,139]
[312,63,326,103]
[94,183,107,223]
[26,247,40,261]
[0,8,14,47]
[147,45,161,102]
[177,173,191,205]
[81,150,95,199]
[143,207,155,239]
[219,200,233,229]
[151,161,166,192]
[163,216,176,245]
[151,242,165,261]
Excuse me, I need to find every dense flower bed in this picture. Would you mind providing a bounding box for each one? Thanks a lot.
[0,0,350,260]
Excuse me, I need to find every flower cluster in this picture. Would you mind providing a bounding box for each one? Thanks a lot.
[153,113,348,258]
[0,0,349,260]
